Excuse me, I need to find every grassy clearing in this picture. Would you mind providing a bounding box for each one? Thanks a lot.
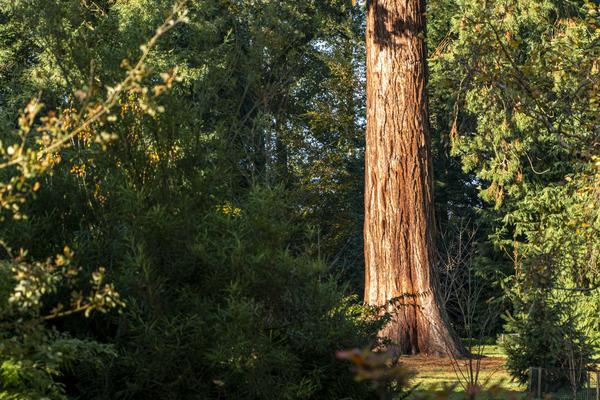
[401,341,525,393]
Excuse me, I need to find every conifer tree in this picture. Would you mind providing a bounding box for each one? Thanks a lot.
[363,0,463,355]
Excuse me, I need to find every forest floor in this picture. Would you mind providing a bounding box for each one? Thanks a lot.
[401,342,525,393]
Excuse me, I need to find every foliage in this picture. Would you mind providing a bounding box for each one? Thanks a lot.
[435,0,600,379]
[337,347,416,400]
[77,186,382,399]
[0,2,188,398]
[1,0,380,398]
[503,290,594,385]
[428,0,513,339]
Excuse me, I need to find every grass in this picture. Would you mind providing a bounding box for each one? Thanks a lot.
[400,339,525,393]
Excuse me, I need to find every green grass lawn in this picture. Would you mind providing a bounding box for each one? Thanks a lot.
[401,340,525,393]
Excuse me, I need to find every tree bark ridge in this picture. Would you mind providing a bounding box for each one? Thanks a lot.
[364,0,464,356]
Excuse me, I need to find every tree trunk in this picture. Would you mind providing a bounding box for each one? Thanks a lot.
[364,0,464,356]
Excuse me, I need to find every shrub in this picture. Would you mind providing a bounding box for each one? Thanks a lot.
[72,186,383,400]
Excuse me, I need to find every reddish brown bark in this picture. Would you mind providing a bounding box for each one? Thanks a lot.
[364,0,464,356]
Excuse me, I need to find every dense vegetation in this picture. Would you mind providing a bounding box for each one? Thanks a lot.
[0,0,598,399]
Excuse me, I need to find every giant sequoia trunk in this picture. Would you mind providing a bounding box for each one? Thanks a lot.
[364,0,464,356]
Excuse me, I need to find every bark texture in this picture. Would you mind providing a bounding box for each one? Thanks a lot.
[364,0,464,356]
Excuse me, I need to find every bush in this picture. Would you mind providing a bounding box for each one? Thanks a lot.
[68,186,383,400]
[503,294,594,387]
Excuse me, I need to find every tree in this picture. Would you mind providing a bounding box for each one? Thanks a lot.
[437,0,600,376]
[363,0,463,356]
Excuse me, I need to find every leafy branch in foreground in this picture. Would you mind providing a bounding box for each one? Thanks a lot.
[0,1,188,217]
[0,3,187,399]
[1,1,187,321]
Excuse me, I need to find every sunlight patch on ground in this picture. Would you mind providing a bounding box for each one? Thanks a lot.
[401,343,525,393]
